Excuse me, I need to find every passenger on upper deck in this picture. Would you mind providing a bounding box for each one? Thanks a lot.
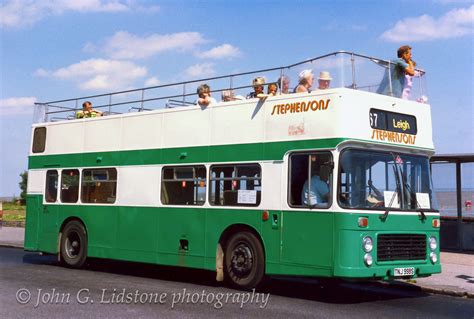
[277,75,290,94]
[247,77,268,99]
[402,60,423,100]
[196,84,217,108]
[294,69,314,93]
[221,90,244,102]
[76,101,103,119]
[316,71,332,90]
[267,83,278,96]
[376,45,415,98]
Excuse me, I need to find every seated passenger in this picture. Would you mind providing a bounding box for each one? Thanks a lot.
[277,75,290,94]
[294,69,314,93]
[221,89,244,102]
[267,83,278,96]
[246,77,268,99]
[76,101,103,119]
[301,174,329,206]
[196,84,217,108]
[301,156,330,206]
[316,71,332,90]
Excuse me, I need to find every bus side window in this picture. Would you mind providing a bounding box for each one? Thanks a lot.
[61,169,80,203]
[209,164,261,207]
[161,166,206,206]
[32,127,46,153]
[45,170,58,202]
[81,168,117,204]
[289,152,332,208]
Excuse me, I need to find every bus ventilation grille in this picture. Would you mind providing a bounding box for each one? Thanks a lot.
[377,234,426,262]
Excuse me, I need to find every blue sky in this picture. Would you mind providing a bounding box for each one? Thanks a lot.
[1,0,473,197]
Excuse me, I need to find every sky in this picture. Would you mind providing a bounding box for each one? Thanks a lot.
[0,0,473,197]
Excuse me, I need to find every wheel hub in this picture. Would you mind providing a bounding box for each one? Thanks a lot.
[231,244,253,276]
[66,232,81,259]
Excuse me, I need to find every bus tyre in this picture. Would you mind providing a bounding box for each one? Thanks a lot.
[224,231,265,290]
[60,221,87,268]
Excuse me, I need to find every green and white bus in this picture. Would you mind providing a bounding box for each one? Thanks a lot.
[25,52,441,289]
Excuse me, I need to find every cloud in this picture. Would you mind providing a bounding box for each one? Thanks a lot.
[0,0,144,28]
[184,63,216,79]
[98,31,206,59]
[381,5,474,42]
[0,97,37,116]
[37,58,147,91]
[144,77,160,87]
[197,44,242,59]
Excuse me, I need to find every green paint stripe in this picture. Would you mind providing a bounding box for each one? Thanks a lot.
[29,138,346,169]
[29,137,433,170]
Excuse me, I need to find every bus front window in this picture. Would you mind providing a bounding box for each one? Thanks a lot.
[338,149,438,211]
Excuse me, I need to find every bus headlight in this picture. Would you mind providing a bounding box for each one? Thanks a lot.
[429,236,437,251]
[430,252,438,264]
[364,253,373,267]
[362,236,373,253]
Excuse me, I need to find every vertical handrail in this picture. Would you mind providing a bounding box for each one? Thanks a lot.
[351,53,356,89]
[140,89,145,112]
[182,83,186,104]
[387,61,393,97]
[44,103,49,122]
[229,76,233,90]
[74,99,78,119]
[418,72,423,98]
[279,68,283,93]
[108,94,112,114]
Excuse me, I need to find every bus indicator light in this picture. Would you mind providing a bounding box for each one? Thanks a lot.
[432,219,440,228]
[182,181,186,188]
[262,211,269,221]
[358,217,368,228]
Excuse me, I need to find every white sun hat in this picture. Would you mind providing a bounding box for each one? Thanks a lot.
[318,71,332,81]
[298,69,313,82]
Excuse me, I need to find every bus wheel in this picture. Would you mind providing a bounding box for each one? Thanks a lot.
[224,231,264,289]
[60,220,87,268]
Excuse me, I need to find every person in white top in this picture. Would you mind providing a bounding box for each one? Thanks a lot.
[401,61,421,100]
[294,69,314,93]
[196,84,217,108]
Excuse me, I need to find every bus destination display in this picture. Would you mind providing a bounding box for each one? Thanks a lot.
[369,108,417,135]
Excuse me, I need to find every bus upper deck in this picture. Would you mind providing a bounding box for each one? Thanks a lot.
[32,51,428,123]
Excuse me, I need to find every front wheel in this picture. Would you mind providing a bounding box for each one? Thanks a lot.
[60,220,88,268]
[224,231,265,289]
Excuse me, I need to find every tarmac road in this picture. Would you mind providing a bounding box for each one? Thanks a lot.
[0,247,473,319]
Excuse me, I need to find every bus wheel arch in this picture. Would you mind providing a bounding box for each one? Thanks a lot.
[217,224,266,289]
[59,218,88,268]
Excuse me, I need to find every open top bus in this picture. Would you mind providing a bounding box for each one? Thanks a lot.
[25,51,440,289]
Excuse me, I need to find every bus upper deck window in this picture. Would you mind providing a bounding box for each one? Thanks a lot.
[32,127,46,153]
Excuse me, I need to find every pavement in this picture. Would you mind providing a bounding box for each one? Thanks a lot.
[1,226,473,299]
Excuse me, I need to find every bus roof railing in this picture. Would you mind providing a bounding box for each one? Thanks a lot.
[34,51,427,123]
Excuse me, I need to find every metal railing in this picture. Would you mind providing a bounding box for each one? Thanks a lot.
[33,51,427,123]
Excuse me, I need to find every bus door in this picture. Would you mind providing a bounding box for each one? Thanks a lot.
[281,152,334,268]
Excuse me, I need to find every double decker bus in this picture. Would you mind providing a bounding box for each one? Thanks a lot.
[25,51,441,289]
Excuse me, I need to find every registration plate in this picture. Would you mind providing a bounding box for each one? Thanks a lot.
[394,267,415,276]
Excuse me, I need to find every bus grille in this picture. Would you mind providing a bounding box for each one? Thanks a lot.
[377,234,426,262]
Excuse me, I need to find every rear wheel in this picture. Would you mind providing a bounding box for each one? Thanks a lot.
[224,231,265,289]
[60,220,88,268]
